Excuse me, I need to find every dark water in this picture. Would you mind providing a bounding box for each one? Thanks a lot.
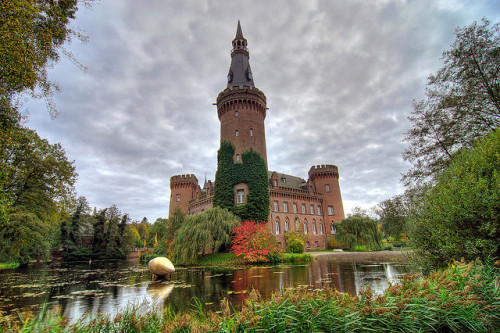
[0,258,409,323]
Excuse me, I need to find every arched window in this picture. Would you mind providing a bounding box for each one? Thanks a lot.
[304,221,308,234]
[236,154,240,162]
[295,218,300,231]
[330,223,336,234]
[319,222,324,235]
[250,128,254,136]
[312,222,317,235]
[285,219,289,232]
[275,219,280,234]
[235,130,239,137]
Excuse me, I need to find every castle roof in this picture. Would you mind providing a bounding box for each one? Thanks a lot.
[227,21,255,88]
[268,171,307,190]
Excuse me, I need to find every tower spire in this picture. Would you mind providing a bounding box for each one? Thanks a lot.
[236,20,243,38]
[227,21,254,88]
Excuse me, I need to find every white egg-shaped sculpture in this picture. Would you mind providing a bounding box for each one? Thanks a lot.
[148,257,175,276]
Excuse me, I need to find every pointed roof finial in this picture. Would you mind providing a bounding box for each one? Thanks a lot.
[236,20,243,38]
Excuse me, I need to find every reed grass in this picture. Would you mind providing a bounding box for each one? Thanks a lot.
[3,259,498,332]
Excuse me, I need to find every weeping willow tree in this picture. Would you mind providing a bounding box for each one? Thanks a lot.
[336,214,383,251]
[173,207,239,264]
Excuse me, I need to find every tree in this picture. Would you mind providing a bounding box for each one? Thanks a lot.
[0,0,92,116]
[173,207,239,264]
[407,130,499,268]
[60,196,93,259]
[231,221,280,262]
[0,105,77,263]
[335,214,383,251]
[377,195,408,240]
[403,19,499,186]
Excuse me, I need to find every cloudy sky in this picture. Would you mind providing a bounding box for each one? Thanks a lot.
[25,0,500,221]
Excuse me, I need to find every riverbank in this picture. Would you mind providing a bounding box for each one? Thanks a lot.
[5,259,498,332]
[309,250,407,263]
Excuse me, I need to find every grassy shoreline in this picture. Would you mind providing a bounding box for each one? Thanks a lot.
[3,259,498,332]
[141,252,313,266]
[0,262,20,270]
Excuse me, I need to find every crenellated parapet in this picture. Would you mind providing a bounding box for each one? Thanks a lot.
[308,164,339,180]
[217,86,267,120]
[170,174,199,188]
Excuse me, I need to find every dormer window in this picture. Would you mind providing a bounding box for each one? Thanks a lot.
[273,179,278,187]
[227,74,233,83]
[281,177,286,183]
[247,72,253,80]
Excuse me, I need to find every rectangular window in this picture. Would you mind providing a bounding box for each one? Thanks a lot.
[302,204,306,214]
[310,205,314,215]
[293,203,297,214]
[283,202,288,212]
[315,241,319,247]
[328,206,334,215]
[235,130,239,136]
[326,184,330,192]
[237,189,245,204]
[317,205,321,215]
[274,201,279,212]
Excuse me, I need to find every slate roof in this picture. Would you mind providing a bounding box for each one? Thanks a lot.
[268,171,308,191]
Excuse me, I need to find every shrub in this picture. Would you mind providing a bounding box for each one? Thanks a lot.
[353,245,369,252]
[284,231,306,253]
[327,236,343,249]
[231,221,280,263]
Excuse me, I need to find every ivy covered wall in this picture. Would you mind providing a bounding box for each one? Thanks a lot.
[213,141,270,222]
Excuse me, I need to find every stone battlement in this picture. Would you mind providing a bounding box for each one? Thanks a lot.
[170,174,198,186]
[308,164,339,178]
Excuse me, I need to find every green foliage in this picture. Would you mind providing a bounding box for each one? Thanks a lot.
[173,207,239,265]
[90,206,129,259]
[403,19,500,185]
[377,195,407,239]
[284,231,307,253]
[0,0,90,117]
[335,214,383,251]
[353,245,369,252]
[408,130,500,268]
[213,141,269,222]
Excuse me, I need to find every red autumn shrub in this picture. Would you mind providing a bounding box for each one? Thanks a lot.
[231,221,279,263]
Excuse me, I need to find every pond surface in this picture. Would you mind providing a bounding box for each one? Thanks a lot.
[0,258,410,323]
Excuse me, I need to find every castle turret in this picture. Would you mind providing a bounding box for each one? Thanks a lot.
[308,165,345,234]
[217,21,268,166]
[169,174,199,217]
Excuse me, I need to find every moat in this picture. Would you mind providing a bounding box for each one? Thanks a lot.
[0,256,410,323]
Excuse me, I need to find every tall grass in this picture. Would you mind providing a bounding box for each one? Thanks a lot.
[3,259,498,332]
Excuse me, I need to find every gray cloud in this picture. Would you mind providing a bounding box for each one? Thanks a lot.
[25,0,500,220]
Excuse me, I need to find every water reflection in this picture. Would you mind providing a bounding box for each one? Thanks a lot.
[0,259,409,323]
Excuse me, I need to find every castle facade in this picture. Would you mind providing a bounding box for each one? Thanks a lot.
[169,22,345,250]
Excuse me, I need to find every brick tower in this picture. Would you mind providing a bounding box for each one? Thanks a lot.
[168,174,199,216]
[216,21,268,166]
[308,165,345,234]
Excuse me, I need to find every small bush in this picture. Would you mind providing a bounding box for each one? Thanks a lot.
[384,246,393,251]
[284,231,306,253]
[327,236,343,249]
[354,245,369,252]
[392,242,406,248]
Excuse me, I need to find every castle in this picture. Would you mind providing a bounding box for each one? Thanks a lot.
[169,22,345,250]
